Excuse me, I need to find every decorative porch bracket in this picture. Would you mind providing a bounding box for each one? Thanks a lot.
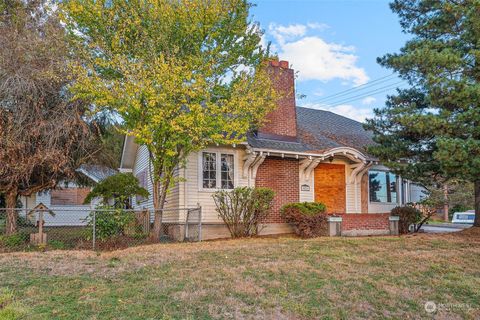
[243,151,266,184]
[347,161,374,185]
[301,158,321,182]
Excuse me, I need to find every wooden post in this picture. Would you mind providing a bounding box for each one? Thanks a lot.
[38,211,44,240]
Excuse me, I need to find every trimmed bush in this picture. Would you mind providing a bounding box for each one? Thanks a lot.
[281,202,328,238]
[213,187,275,238]
[391,206,422,234]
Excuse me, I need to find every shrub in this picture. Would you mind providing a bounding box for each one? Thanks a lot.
[48,240,66,250]
[84,173,149,208]
[85,206,136,241]
[281,202,328,238]
[0,233,28,248]
[16,215,35,228]
[391,206,422,234]
[213,187,275,238]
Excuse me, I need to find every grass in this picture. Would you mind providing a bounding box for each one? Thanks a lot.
[0,229,479,319]
[0,289,26,320]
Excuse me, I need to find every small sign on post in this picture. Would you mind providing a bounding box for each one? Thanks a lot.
[27,203,55,245]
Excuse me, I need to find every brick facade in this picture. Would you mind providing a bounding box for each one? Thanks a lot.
[337,213,390,231]
[255,157,299,223]
[258,60,297,139]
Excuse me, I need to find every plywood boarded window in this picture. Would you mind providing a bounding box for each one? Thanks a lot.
[51,188,91,206]
[314,163,346,214]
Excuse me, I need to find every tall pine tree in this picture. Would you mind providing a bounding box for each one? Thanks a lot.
[365,0,480,227]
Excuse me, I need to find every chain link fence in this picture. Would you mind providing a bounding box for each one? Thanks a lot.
[0,206,202,252]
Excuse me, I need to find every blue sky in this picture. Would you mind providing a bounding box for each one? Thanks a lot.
[251,0,410,122]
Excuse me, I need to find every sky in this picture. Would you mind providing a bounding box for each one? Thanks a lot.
[250,0,411,122]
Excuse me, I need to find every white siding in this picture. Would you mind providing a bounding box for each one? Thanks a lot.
[344,163,357,214]
[36,191,51,207]
[132,145,155,211]
[299,167,314,202]
[346,179,362,213]
[182,146,249,223]
[30,184,94,226]
[410,183,427,203]
[131,145,181,221]
[131,145,235,222]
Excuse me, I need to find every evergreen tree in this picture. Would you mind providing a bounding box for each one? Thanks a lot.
[365,0,480,226]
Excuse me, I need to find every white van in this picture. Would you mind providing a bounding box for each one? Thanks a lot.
[452,210,475,224]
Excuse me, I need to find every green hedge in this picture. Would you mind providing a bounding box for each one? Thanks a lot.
[280,202,328,238]
[281,202,327,216]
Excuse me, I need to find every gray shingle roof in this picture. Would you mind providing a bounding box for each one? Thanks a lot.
[77,165,117,183]
[248,106,375,158]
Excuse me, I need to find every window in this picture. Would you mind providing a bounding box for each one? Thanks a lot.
[202,152,235,190]
[221,154,234,189]
[202,152,217,189]
[369,170,397,203]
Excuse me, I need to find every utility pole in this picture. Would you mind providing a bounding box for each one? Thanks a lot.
[443,184,449,222]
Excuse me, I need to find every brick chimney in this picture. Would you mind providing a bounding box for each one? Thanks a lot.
[258,60,297,141]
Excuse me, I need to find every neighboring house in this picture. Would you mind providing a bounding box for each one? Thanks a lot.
[120,60,425,239]
[19,165,117,226]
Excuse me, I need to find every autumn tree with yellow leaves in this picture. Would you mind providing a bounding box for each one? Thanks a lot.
[61,0,277,240]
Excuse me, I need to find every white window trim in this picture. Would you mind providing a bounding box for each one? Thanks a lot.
[367,169,400,205]
[198,150,237,192]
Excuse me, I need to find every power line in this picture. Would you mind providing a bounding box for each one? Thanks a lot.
[311,73,398,104]
[320,81,406,107]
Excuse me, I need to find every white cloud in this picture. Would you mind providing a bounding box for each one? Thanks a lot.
[307,22,330,31]
[304,103,374,123]
[267,23,369,86]
[269,23,307,44]
[361,96,377,105]
[281,37,368,86]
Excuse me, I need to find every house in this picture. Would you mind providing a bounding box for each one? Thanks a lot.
[120,60,424,240]
[19,165,117,226]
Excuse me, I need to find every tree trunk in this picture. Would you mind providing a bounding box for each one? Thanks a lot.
[5,191,18,235]
[151,176,171,241]
[443,184,449,222]
[474,180,480,227]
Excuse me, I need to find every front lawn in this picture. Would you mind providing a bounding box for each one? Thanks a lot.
[0,229,479,319]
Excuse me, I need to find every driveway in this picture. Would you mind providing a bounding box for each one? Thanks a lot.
[420,223,471,233]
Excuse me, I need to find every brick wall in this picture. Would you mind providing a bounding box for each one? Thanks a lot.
[337,213,390,231]
[258,60,297,139]
[255,157,299,223]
